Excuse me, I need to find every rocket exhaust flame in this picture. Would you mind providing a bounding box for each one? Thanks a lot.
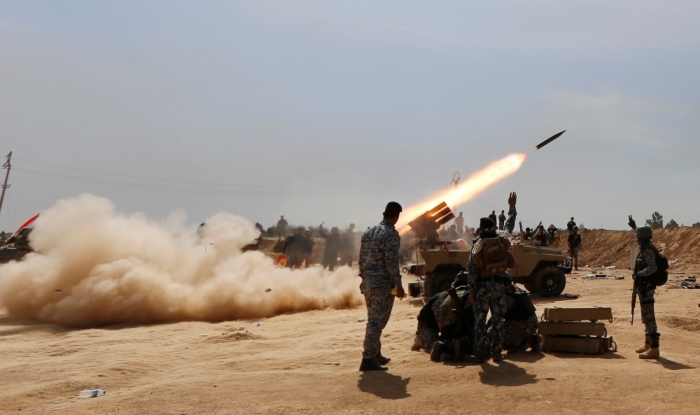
[398,153,527,234]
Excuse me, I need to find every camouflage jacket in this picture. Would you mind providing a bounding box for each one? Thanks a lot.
[359,220,401,288]
[634,243,658,279]
[467,205,517,291]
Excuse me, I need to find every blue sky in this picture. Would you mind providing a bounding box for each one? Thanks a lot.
[1,1,698,232]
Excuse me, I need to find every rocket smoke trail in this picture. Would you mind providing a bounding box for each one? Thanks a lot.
[397,130,566,233]
[398,153,527,232]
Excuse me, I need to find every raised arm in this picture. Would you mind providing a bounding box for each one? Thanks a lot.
[505,192,518,234]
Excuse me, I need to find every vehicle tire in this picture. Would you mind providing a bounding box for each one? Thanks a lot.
[423,269,459,300]
[532,267,566,297]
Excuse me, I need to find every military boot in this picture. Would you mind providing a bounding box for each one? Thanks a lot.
[639,348,660,360]
[635,343,651,354]
[375,348,391,365]
[530,335,542,353]
[492,353,504,363]
[411,335,422,351]
[430,341,444,362]
[359,358,388,371]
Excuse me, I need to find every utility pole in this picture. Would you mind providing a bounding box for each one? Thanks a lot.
[0,151,12,220]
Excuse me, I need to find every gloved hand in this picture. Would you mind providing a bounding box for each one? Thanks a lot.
[508,192,517,207]
[628,215,637,230]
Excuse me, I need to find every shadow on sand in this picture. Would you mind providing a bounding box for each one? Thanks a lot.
[358,371,411,399]
[650,357,695,371]
[478,360,555,387]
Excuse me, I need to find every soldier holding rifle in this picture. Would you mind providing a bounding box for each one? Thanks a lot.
[628,215,664,360]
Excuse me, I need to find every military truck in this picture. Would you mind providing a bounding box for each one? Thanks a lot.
[0,229,33,264]
[403,202,571,300]
[407,242,571,300]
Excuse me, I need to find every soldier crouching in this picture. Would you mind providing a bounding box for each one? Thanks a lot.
[497,284,540,352]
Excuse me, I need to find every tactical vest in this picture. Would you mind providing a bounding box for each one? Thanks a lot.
[472,236,516,277]
[634,243,669,286]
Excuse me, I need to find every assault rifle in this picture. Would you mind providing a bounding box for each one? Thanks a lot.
[631,276,637,326]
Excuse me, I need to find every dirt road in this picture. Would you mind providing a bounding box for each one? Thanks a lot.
[2,268,699,414]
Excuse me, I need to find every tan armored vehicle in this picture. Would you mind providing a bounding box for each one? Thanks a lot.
[404,202,571,300]
[0,229,32,264]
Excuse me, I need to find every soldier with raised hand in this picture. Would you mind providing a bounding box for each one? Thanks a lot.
[628,216,662,359]
[468,192,518,364]
[358,201,405,371]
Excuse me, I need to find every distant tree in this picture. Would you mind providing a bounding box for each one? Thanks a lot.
[692,222,700,228]
[665,219,680,229]
[646,212,664,230]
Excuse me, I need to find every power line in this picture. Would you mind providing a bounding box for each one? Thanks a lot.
[14,168,447,197]
[14,157,451,189]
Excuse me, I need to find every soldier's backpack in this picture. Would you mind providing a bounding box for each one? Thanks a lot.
[650,246,669,286]
[472,236,516,277]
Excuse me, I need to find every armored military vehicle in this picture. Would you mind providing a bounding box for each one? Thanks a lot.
[0,229,32,264]
[404,203,571,300]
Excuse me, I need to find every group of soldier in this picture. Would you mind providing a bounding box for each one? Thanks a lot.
[356,193,664,371]
[279,220,357,271]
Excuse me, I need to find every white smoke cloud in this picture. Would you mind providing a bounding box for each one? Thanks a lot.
[0,194,363,326]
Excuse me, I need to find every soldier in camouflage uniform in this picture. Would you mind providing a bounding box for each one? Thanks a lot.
[468,192,518,364]
[628,217,661,359]
[496,285,540,352]
[358,201,405,371]
[412,291,448,352]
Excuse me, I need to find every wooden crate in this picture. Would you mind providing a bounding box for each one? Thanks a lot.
[543,307,613,322]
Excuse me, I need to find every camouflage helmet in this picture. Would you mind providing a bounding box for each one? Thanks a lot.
[635,226,653,240]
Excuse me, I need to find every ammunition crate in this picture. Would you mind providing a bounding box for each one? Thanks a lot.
[543,307,613,323]
[538,321,607,337]
[541,335,616,355]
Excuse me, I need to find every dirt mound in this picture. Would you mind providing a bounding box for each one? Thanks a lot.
[549,227,700,273]
[662,316,700,332]
[207,331,265,343]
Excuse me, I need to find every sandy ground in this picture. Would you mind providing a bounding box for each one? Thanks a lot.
[2,266,699,415]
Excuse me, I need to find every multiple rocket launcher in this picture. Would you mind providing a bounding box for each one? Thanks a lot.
[407,130,567,231]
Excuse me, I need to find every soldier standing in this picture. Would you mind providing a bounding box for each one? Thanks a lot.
[629,217,662,360]
[455,212,465,235]
[489,210,498,226]
[319,224,342,271]
[276,216,288,240]
[302,230,315,268]
[340,224,356,267]
[358,202,405,371]
[566,217,576,234]
[283,227,306,269]
[498,210,506,231]
[567,226,582,271]
[468,193,518,364]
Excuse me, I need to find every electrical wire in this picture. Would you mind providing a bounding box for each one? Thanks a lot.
[14,157,450,189]
[13,167,447,198]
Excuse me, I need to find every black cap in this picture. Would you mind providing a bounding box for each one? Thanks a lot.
[479,217,495,229]
[384,201,403,217]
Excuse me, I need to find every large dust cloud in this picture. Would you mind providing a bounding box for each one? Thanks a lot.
[0,194,363,326]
